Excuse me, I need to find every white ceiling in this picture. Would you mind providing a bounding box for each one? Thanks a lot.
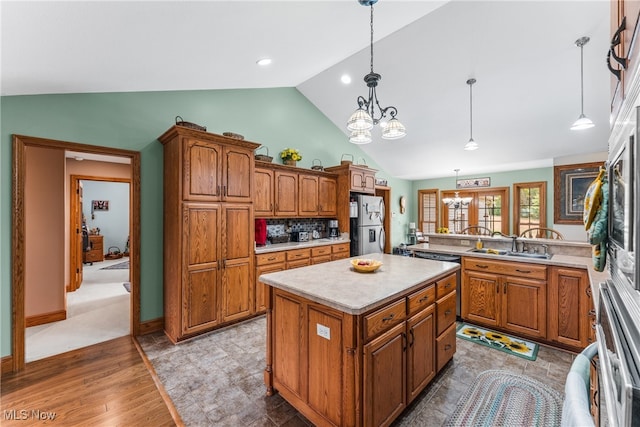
[1,1,612,180]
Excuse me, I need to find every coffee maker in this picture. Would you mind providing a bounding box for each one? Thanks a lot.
[328,220,340,239]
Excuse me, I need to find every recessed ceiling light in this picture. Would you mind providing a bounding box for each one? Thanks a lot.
[341,74,352,84]
[256,58,272,66]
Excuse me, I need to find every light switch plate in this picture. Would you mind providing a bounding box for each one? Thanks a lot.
[317,324,330,340]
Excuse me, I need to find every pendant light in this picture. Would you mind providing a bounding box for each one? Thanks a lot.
[347,0,406,144]
[570,36,595,130]
[464,78,479,151]
[442,169,473,208]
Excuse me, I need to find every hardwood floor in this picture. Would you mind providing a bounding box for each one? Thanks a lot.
[1,336,180,426]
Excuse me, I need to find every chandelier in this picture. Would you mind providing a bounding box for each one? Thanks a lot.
[442,169,473,208]
[347,0,406,144]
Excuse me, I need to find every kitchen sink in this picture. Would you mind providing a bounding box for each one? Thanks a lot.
[467,248,552,260]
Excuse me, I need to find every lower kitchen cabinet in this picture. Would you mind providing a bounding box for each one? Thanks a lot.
[311,246,332,264]
[435,273,457,369]
[462,257,546,339]
[364,322,407,427]
[267,271,451,427]
[548,266,593,350]
[331,242,350,260]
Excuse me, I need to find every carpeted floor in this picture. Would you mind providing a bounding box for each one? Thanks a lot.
[444,370,563,426]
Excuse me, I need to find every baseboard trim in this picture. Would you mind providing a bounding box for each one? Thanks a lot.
[1,355,14,375]
[139,317,164,335]
[26,310,67,327]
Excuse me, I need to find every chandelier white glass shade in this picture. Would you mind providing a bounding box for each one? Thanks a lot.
[463,78,479,151]
[570,36,595,131]
[442,169,473,208]
[347,0,406,144]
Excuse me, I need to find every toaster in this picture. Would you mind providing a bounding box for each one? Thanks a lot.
[291,231,309,242]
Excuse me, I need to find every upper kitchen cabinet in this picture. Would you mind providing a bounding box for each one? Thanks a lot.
[255,163,337,218]
[326,163,377,195]
[160,127,257,202]
[609,0,640,123]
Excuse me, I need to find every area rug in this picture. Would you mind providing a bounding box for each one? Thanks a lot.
[443,370,563,427]
[100,260,129,270]
[457,323,538,361]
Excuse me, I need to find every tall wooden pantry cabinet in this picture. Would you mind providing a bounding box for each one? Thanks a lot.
[158,126,260,343]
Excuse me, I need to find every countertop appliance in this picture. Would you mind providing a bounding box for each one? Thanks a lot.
[412,251,462,319]
[350,194,385,256]
[290,231,309,242]
[328,219,340,239]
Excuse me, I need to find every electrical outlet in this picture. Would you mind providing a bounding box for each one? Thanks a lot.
[461,240,470,246]
[317,324,330,340]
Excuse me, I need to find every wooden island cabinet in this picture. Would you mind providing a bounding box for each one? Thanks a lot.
[261,254,460,427]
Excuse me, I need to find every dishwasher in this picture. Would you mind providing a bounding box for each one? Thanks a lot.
[412,251,462,319]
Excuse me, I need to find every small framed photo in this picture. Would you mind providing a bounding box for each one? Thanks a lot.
[457,177,491,188]
[554,162,602,224]
[92,200,109,211]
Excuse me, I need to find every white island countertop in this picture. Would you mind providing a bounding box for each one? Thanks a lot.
[259,253,460,315]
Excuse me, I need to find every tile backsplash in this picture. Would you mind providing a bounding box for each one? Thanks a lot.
[266,218,331,237]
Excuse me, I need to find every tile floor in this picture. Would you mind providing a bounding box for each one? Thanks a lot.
[138,316,578,427]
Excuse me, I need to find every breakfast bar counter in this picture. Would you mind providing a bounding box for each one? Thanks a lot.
[260,254,460,427]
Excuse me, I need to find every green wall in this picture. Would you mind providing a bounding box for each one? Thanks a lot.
[0,87,413,358]
[411,168,555,232]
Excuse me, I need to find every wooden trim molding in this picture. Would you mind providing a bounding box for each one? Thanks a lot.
[26,310,67,327]
[138,317,164,335]
[11,134,141,373]
[1,356,14,376]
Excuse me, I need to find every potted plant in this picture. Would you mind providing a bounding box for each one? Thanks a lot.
[280,148,302,166]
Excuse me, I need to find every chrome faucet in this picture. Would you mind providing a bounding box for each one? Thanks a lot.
[510,235,518,252]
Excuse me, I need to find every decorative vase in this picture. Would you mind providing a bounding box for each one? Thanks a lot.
[284,159,296,166]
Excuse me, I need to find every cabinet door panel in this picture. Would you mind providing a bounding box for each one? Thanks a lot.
[273,293,304,397]
[223,147,252,202]
[318,176,337,216]
[275,171,298,216]
[221,259,252,322]
[185,267,219,332]
[187,205,219,265]
[223,204,253,260]
[255,263,285,313]
[254,168,274,216]
[463,271,499,328]
[502,276,546,338]
[307,307,343,425]
[299,174,319,216]
[549,267,590,349]
[364,322,406,427]
[184,140,221,200]
[407,305,435,403]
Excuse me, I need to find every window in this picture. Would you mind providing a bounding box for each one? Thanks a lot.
[417,189,438,233]
[513,181,546,235]
[441,187,509,234]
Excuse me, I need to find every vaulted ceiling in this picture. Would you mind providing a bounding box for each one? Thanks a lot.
[1,1,611,179]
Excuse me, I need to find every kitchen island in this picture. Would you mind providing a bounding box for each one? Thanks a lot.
[260,253,460,427]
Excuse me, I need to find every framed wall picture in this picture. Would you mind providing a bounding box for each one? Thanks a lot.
[92,200,109,211]
[457,177,491,188]
[553,162,602,224]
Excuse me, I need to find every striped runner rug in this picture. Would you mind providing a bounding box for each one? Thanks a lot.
[444,370,563,426]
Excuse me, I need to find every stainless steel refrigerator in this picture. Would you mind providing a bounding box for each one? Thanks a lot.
[350,194,385,256]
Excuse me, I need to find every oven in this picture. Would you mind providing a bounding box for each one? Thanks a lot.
[596,280,640,426]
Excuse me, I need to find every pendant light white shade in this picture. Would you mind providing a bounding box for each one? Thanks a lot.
[464,138,478,151]
[349,129,373,144]
[382,118,406,140]
[571,113,595,130]
[347,107,373,131]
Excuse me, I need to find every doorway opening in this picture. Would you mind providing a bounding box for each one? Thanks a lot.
[11,135,141,372]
